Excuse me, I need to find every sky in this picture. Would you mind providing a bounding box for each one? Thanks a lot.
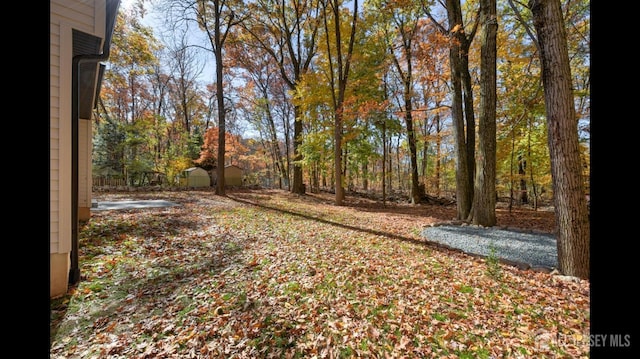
[120,0,217,85]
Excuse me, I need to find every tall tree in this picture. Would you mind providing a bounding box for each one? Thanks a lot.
[194,0,245,194]
[495,2,547,209]
[229,38,291,189]
[321,0,359,205]
[371,0,424,204]
[412,17,450,197]
[529,0,589,278]
[166,31,205,135]
[240,0,322,194]
[101,7,161,184]
[469,0,497,226]
[425,1,479,219]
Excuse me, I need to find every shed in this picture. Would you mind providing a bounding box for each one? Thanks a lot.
[183,167,211,187]
[225,165,243,186]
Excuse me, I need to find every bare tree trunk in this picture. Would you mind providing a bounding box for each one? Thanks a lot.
[446,0,475,220]
[470,0,497,226]
[195,0,240,196]
[388,136,393,192]
[266,107,288,190]
[405,95,422,204]
[396,137,402,191]
[362,162,369,191]
[518,154,528,204]
[526,119,538,210]
[509,130,515,211]
[530,0,589,279]
[382,119,387,205]
[283,110,292,190]
[214,20,226,195]
[435,113,441,197]
[292,105,305,194]
[312,162,319,193]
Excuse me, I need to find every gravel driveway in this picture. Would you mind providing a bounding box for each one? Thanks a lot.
[422,224,558,270]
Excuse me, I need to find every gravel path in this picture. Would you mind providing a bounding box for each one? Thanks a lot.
[422,224,558,270]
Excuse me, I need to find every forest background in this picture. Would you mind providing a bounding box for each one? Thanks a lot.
[94,0,589,207]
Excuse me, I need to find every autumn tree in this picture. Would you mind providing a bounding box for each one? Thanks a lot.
[239,0,323,195]
[528,0,589,278]
[319,0,359,205]
[412,19,450,197]
[148,52,174,173]
[100,6,162,185]
[425,1,479,219]
[195,126,249,172]
[342,25,388,195]
[94,99,126,176]
[227,35,291,189]
[161,0,247,193]
[108,9,161,124]
[191,0,246,194]
[369,0,425,205]
[492,2,542,208]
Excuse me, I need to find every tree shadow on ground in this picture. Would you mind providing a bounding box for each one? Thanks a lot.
[50,207,246,348]
[226,192,450,249]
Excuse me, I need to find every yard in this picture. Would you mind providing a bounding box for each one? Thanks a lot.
[50,188,589,358]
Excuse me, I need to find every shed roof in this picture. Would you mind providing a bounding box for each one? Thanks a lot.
[184,167,209,175]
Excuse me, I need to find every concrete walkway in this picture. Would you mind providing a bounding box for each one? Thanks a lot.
[92,199,180,211]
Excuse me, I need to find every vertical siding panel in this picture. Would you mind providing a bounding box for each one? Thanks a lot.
[58,22,72,254]
[50,17,61,253]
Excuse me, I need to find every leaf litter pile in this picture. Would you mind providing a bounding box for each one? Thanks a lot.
[50,189,589,358]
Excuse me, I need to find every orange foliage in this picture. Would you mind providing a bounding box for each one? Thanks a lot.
[194,127,249,169]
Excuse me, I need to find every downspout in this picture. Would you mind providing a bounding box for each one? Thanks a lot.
[70,55,104,284]
[69,0,120,285]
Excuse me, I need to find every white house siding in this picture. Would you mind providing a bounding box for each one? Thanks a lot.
[50,0,106,298]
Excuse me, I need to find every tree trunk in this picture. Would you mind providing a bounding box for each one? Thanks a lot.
[405,96,422,204]
[334,114,344,204]
[446,0,474,220]
[388,137,393,192]
[530,0,589,279]
[470,0,497,226]
[312,162,319,193]
[461,52,476,204]
[325,0,357,206]
[382,119,387,205]
[291,105,305,194]
[362,162,369,191]
[435,113,442,197]
[215,32,226,195]
[396,34,421,204]
[518,154,528,204]
[526,119,538,209]
[265,101,288,190]
[395,137,402,191]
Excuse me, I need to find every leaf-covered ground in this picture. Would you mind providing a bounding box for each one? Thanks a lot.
[50,189,589,358]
